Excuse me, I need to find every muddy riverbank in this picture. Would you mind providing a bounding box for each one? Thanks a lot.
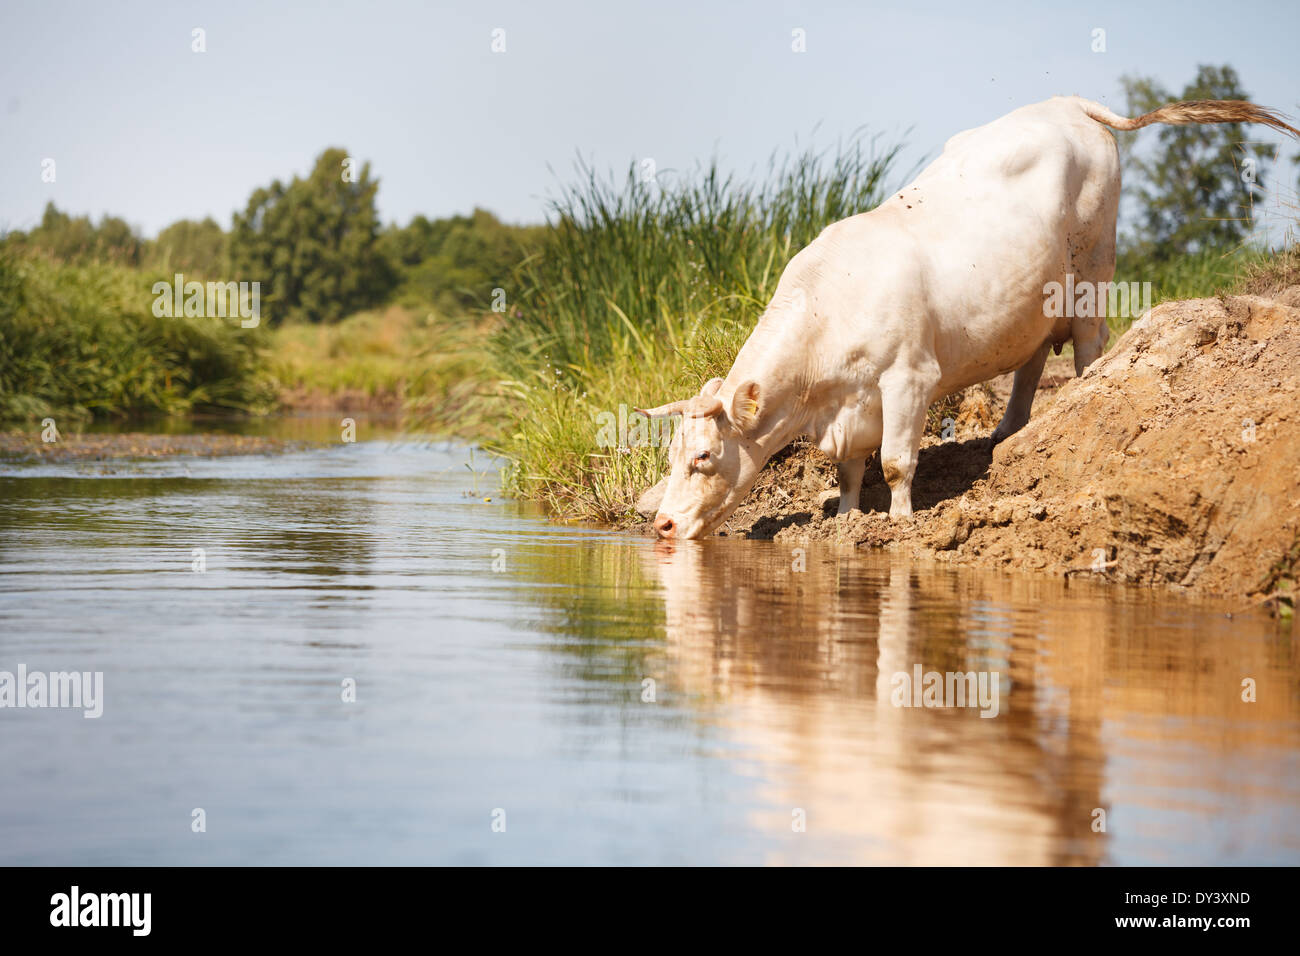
[0,430,308,464]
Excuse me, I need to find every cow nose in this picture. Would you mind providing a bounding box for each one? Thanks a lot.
[654,514,675,538]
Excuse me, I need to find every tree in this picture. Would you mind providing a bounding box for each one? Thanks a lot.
[6,202,143,266]
[229,148,396,323]
[377,208,545,315]
[149,217,227,277]
[1117,65,1277,263]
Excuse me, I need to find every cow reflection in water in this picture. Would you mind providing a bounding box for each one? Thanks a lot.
[639,538,1300,865]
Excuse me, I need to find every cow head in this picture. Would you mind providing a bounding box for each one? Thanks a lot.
[639,377,766,539]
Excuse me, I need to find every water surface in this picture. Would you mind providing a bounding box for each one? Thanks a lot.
[1,421,1296,865]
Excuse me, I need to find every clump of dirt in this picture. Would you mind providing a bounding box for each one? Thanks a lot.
[709,285,1300,608]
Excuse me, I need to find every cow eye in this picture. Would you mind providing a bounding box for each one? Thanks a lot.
[694,450,710,462]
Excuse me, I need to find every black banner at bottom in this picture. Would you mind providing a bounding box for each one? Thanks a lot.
[1,865,1288,941]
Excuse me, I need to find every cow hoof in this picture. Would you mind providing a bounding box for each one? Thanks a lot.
[991,423,1020,445]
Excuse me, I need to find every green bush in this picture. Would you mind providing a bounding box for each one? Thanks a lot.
[0,248,273,423]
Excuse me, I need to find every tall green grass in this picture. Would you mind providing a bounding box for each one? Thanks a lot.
[488,136,906,522]
[1115,243,1273,303]
[1105,242,1282,341]
[0,247,273,423]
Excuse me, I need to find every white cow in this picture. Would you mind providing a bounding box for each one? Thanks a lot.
[641,96,1298,539]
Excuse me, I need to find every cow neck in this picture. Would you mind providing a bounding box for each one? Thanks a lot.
[722,313,815,461]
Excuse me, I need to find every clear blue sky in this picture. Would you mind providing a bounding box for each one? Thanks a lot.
[2,0,1297,237]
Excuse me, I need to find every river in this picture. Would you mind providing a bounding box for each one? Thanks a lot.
[1,418,1297,864]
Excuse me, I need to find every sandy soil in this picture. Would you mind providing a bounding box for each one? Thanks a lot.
[642,286,1300,608]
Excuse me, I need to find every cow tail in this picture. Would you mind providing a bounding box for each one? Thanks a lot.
[1081,99,1300,139]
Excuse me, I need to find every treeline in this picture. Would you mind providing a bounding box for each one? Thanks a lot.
[2,147,545,324]
[0,146,544,421]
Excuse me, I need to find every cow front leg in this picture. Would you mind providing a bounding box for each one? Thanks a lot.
[879,370,935,518]
[992,341,1050,444]
[835,458,866,516]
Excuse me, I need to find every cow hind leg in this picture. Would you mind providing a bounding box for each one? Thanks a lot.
[835,458,866,516]
[1071,201,1117,376]
[992,341,1050,444]
[879,369,936,518]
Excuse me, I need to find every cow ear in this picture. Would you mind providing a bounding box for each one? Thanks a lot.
[729,381,762,432]
[700,377,724,397]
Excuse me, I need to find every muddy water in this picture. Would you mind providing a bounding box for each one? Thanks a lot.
[0,419,1296,865]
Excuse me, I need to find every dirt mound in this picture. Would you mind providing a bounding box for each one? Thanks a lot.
[713,286,1300,608]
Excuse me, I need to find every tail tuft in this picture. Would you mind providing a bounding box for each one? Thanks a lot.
[1082,99,1300,139]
